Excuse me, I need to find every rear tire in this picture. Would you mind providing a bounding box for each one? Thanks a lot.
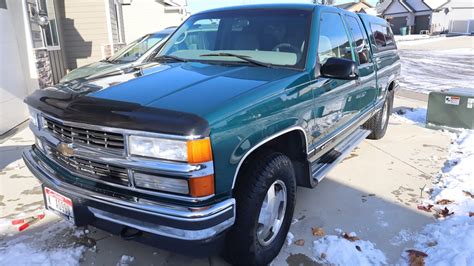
[226,151,296,265]
[364,90,394,140]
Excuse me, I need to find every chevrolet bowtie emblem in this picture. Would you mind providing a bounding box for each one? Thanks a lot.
[57,142,74,157]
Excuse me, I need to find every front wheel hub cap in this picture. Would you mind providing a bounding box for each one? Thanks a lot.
[256,180,287,246]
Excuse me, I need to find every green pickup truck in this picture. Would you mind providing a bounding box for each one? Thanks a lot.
[23,4,400,265]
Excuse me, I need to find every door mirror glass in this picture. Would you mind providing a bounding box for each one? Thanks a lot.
[320,57,359,80]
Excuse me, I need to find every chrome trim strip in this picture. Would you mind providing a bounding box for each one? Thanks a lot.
[23,148,235,221]
[89,207,235,241]
[231,126,309,189]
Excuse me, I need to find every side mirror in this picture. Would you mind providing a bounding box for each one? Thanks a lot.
[320,57,359,80]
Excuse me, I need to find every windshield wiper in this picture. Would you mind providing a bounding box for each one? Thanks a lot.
[200,53,273,68]
[153,55,188,63]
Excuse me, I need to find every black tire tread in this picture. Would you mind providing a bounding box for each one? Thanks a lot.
[226,150,296,265]
[364,90,394,140]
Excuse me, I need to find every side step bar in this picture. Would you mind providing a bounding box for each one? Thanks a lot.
[311,128,371,182]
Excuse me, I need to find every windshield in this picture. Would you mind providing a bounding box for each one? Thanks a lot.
[158,9,312,69]
[108,33,168,63]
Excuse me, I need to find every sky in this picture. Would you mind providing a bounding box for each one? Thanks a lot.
[186,0,379,14]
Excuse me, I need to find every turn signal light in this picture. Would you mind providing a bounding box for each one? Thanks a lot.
[189,175,215,197]
[187,138,213,164]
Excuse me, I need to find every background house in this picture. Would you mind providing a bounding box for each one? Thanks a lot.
[428,0,474,34]
[121,0,187,42]
[378,0,474,34]
[59,0,126,70]
[0,0,186,135]
[334,1,376,15]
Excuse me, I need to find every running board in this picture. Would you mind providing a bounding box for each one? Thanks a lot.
[311,128,371,182]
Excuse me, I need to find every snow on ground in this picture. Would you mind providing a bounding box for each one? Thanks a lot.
[399,49,474,94]
[117,255,135,266]
[312,232,387,265]
[395,35,445,45]
[0,217,86,266]
[396,109,474,265]
[393,108,427,125]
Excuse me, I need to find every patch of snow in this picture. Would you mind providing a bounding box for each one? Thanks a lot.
[0,220,86,266]
[286,232,294,246]
[399,49,474,94]
[405,216,474,265]
[0,243,85,266]
[402,130,474,265]
[117,255,135,266]
[313,235,387,265]
[394,108,427,124]
[394,35,442,43]
[375,210,389,228]
[390,229,415,246]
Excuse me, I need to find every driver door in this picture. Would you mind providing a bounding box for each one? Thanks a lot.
[310,12,358,143]
[343,14,377,115]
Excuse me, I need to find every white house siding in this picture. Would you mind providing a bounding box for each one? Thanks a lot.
[423,0,446,9]
[0,0,40,134]
[430,1,474,33]
[122,0,183,43]
[59,0,110,69]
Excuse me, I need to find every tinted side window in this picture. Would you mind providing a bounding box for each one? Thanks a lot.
[371,24,386,48]
[370,23,396,50]
[318,12,353,65]
[384,26,395,47]
[345,15,371,64]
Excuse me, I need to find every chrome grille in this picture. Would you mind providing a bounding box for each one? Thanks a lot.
[51,149,129,186]
[44,117,125,150]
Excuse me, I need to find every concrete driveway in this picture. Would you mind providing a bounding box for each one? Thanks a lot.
[0,95,450,265]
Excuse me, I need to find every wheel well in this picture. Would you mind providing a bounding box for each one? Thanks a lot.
[388,81,395,91]
[234,130,311,190]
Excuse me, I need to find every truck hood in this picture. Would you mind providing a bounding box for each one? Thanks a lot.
[90,62,300,115]
[26,62,300,136]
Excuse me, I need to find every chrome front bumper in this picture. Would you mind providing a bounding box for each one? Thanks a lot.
[23,146,235,241]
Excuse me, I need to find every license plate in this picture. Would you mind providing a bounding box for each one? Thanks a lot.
[44,187,74,222]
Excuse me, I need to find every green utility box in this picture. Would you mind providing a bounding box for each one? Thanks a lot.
[427,88,474,129]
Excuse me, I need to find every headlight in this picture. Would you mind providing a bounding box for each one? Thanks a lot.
[28,108,39,128]
[128,135,213,163]
[129,135,188,161]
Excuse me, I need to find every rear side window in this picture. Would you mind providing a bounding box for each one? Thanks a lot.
[370,23,395,50]
[318,12,353,65]
[384,27,395,46]
[344,15,371,64]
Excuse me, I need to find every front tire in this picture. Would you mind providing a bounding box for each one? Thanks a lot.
[226,151,296,265]
[364,90,394,140]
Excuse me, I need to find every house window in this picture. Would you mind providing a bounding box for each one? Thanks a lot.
[37,0,60,49]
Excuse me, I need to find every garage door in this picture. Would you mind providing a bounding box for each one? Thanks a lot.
[387,16,407,34]
[415,15,431,34]
[0,4,30,134]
